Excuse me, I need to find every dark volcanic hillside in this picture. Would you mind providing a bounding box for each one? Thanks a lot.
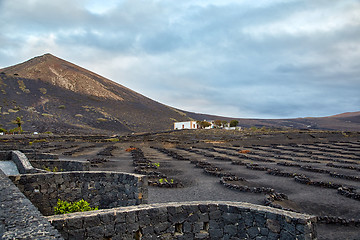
[0,54,195,133]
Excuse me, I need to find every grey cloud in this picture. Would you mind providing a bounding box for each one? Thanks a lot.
[1,0,93,32]
[0,0,359,118]
[140,31,184,54]
[57,30,136,53]
[275,64,321,74]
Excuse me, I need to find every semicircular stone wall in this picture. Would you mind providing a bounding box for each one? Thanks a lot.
[10,171,148,216]
[47,201,317,240]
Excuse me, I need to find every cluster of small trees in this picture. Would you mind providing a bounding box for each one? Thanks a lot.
[214,120,228,128]
[196,121,212,129]
[214,120,239,128]
[196,119,239,129]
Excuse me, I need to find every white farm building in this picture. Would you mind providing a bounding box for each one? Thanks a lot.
[174,121,199,130]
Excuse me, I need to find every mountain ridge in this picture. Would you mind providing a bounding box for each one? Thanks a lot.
[1,53,359,133]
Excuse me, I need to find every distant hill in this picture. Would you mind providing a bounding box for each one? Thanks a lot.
[186,111,360,131]
[0,53,359,134]
[328,111,360,118]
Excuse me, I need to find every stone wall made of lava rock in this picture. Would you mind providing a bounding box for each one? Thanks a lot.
[0,169,63,240]
[9,171,148,216]
[30,159,90,172]
[0,151,11,160]
[47,201,317,240]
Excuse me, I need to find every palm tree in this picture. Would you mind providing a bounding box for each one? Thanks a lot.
[14,117,23,128]
[12,117,23,133]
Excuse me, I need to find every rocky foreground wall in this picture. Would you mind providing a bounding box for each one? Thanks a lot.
[10,171,148,216]
[0,169,63,239]
[47,201,317,240]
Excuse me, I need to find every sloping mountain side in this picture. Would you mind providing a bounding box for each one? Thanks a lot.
[0,54,197,134]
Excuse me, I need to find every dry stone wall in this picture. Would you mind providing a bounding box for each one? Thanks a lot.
[0,150,89,172]
[22,151,59,160]
[10,171,148,216]
[30,159,90,171]
[10,150,46,174]
[47,201,317,240]
[0,151,11,160]
[0,169,63,239]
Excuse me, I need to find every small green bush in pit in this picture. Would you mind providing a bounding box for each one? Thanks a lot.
[104,138,119,142]
[44,166,62,172]
[158,178,174,184]
[29,139,48,145]
[39,88,47,94]
[152,162,160,168]
[54,199,98,215]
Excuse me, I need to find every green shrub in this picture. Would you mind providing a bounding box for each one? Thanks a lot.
[9,127,22,134]
[39,88,47,94]
[229,120,239,127]
[158,178,174,184]
[44,166,62,172]
[54,199,98,215]
[104,138,119,142]
[29,139,48,145]
[152,162,160,168]
[17,80,30,93]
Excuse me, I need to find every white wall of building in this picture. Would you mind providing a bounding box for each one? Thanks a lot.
[224,127,242,131]
[174,121,199,130]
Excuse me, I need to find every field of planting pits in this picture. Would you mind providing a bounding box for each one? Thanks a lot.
[1,129,359,239]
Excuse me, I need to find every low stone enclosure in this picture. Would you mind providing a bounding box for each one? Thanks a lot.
[10,171,148,216]
[48,201,317,240]
[1,150,318,239]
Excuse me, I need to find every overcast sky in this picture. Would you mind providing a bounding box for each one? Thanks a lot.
[1,0,359,119]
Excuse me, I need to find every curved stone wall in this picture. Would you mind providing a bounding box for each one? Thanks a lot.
[10,171,148,216]
[47,201,317,240]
